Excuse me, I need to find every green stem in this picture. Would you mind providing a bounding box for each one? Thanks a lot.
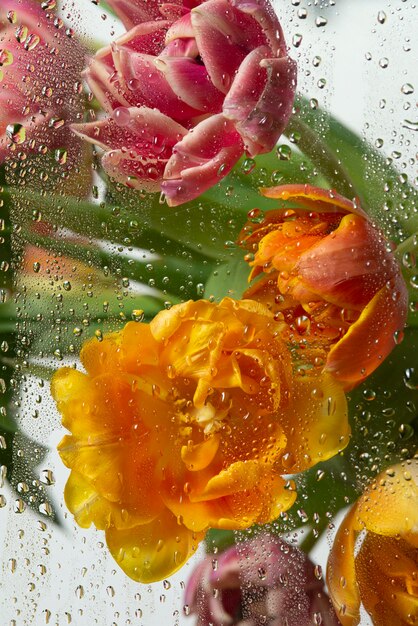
[285,117,358,201]
[395,232,418,261]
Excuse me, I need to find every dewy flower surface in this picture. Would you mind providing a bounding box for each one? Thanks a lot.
[72,0,297,206]
[185,533,341,626]
[327,458,418,626]
[52,297,349,582]
[0,0,85,162]
[240,184,408,390]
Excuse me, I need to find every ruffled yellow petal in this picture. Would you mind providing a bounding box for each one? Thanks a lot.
[105,509,204,583]
[80,330,122,377]
[64,470,159,529]
[280,372,349,472]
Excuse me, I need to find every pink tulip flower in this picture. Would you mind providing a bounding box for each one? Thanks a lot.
[185,534,341,626]
[72,0,297,206]
[0,0,85,162]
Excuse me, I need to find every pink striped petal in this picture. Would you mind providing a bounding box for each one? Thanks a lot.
[71,106,186,154]
[191,0,268,93]
[83,58,131,112]
[154,56,224,112]
[104,0,169,29]
[101,150,165,191]
[111,48,203,120]
[224,53,297,154]
[96,21,170,68]
[165,11,194,41]
[231,0,286,56]
[162,114,243,206]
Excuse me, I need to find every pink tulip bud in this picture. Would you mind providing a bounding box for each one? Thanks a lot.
[0,0,85,163]
[185,534,341,626]
[72,0,297,205]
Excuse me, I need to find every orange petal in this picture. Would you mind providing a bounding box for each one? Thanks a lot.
[327,506,362,626]
[260,184,367,218]
[80,330,122,377]
[297,214,397,308]
[325,275,408,389]
[181,435,220,471]
[105,508,204,583]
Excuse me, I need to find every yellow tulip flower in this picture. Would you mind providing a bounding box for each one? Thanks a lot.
[327,458,418,625]
[52,297,349,582]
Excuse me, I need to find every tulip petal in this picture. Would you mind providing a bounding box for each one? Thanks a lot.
[260,184,367,218]
[162,113,243,206]
[280,372,349,473]
[111,48,203,120]
[83,58,131,112]
[154,56,224,112]
[327,506,362,626]
[64,470,158,530]
[191,0,267,93]
[297,214,397,309]
[325,275,408,388]
[355,460,418,536]
[94,21,170,72]
[105,509,203,583]
[104,0,167,29]
[224,53,297,155]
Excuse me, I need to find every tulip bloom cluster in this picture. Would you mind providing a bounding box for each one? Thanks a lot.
[0,0,84,162]
[52,297,349,582]
[327,459,418,626]
[240,185,408,390]
[186,534,341,626]
[73,0,296,205]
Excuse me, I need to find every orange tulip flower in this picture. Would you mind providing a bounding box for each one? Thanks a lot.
[327,458,418,626]
[52,297,349,582]
[240,185,408,390]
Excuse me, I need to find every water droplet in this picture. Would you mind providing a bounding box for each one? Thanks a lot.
[401,83,414,95]
[377,10,387,24]
[292,33,303,48]
[277,145,291,161]
[113,107,131,127]
[55,149,68,165]
[379,57,389,69]
[315,16,328,27]
[131,309,144,322]
[0,49,13,67]
[6,124,26,145]
[404,367,418,389]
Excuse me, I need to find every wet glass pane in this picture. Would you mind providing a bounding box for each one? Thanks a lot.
[0,0,417,625]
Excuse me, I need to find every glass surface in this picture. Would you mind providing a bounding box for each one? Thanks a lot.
[0,1,416,625]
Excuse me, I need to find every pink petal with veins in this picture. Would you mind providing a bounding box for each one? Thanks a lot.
[191,0,267,93]
[162,114,243,206]
[224,54,297,154]
[96,21,170,67]
[155,56,224,112]
[71,106,187,154]
[104,0,170,29]
[112,48,203,120]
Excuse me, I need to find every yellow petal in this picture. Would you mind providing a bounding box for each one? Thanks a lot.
[105,508,204,583]
[355,460,418,536]
[280,372,350,473]
[64,471,158,530]
[80,331,122,377]
[327,506,362,626]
